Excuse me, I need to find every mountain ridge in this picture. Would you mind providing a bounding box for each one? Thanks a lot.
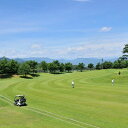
[13,57,118,65]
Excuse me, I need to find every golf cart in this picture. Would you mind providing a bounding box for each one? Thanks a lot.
[14,95,27,106]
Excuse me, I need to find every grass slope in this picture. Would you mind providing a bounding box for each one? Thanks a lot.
[0,69,128,128]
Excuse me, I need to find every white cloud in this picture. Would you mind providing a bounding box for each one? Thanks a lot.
[0,33,127,59]
[100,27,112,32]
[31,44,41,49]
[53,42,124,59]
[73,0,91,2]
[0,41,124,59]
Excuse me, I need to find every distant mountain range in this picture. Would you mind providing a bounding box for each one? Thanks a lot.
[13,57,118,65]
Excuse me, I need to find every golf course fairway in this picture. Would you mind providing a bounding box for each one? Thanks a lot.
[0,69,128,128]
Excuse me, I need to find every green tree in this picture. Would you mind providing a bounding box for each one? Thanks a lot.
[113,60,128,69]
[96,63,101,70]
[0,58,9,74]
[113,61,120,69]
[53,60,60,72]
[65,63,73,72]
[123,44,128,53]
[18,62,31,77]
[48,62,58,73]
[122,44,128,59]
[120,60,127,68]
[77,63,85,72]
[59,63,65,72]
[26,61,38,74]
[88,63,94,70]
[40,61,48,72]
[102,61,113,69]
[7,60,19,74]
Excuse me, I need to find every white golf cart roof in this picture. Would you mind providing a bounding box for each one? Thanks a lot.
[15,95,25,97]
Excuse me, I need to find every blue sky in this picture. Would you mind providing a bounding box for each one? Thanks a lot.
[0,0,128,59]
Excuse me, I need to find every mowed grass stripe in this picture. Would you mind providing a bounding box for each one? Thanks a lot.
[0,95,101,128]
[0,69,128,128]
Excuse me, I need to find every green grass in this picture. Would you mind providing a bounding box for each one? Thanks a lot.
[0,69,128,128]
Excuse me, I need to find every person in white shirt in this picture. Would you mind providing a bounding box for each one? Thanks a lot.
[17,99,21,106]
[72,81,75,88]
[112,79,115,86]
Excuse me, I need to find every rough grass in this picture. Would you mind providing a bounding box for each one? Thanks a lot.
[0,69,128,128]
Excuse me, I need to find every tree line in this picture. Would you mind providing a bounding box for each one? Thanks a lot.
[0,58,128,77]
[0,58,85,77]
[0,44,128,77]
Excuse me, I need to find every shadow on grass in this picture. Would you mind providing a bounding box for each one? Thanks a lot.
[20,73,40,79]
[0,74,13,79]
[30,74,40,77]
[65,72,73,73]
[50,72,65,75]
[20,76,33,79]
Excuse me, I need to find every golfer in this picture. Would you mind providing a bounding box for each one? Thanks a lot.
[112,79,115,86]
[17,99,21,106]
[72,81,75,88]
